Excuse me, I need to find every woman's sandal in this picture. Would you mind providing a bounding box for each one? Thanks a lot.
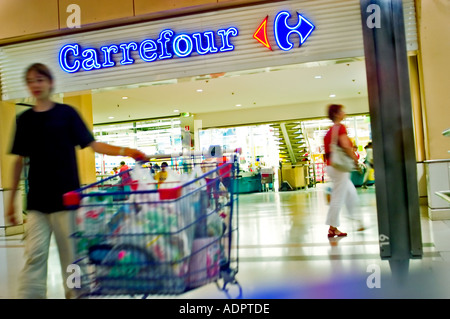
[328,227,347,238]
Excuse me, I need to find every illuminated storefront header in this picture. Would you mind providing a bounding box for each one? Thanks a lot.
[59,10,315,73]
[1,0,418,101]
[59,27,238,73]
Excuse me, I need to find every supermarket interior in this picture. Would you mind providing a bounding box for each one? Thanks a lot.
[93,112,374,193]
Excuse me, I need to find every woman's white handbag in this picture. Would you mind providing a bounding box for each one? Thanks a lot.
[330,125,355,172]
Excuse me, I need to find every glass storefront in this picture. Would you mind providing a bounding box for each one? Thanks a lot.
[303,115,372,156]
[93,118,181,175]
[301,114,372,183]
[198,114,372,186]
[92,113,372,184]
[199,125,279,173]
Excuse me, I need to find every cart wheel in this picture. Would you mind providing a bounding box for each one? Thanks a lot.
[216,268,242,299]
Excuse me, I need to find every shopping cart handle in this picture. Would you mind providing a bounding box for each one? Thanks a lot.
[136,146,241,162]
[63,191,81,209]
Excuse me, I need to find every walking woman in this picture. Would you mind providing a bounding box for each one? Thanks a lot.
[323,104,362,237]
[7,63,148,298]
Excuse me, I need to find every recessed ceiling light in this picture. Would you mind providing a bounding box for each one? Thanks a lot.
[314,75,322,79]
[235,104,242,107]
[108,116,115,119]
[122,96,128,99]
[196,89,203,93]
[329,94,336,98]
[173,109,179,113]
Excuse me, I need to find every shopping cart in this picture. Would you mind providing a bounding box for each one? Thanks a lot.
[64,147,241,298]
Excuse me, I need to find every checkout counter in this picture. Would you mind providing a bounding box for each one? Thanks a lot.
[235,171,262,194]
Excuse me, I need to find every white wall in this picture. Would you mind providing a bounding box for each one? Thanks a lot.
[196,96,369,128]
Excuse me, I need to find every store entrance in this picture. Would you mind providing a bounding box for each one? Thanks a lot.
[90,57,370,190]
[198,114,373,194]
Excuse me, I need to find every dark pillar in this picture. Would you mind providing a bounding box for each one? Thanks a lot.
[359,0,423,277]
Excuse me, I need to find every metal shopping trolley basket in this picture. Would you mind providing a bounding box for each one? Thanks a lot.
[64,147,241,298]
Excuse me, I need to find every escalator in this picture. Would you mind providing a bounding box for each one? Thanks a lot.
[270,121,316,190]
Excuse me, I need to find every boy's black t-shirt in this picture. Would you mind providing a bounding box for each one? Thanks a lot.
[11,103,95,213]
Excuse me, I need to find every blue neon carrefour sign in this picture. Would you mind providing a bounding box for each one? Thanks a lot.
[59,27,238,73]
[58,10,315,73]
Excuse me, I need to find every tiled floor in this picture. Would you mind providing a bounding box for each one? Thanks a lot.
[1,184,450,299]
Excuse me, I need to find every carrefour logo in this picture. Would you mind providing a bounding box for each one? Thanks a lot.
[59,27,238,73]
[58,10,314,73]
[253,11,315,51]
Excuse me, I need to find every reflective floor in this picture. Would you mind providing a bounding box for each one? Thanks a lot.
[1,184,450,299]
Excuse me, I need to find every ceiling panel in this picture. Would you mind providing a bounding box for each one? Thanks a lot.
[92,58,368,124]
